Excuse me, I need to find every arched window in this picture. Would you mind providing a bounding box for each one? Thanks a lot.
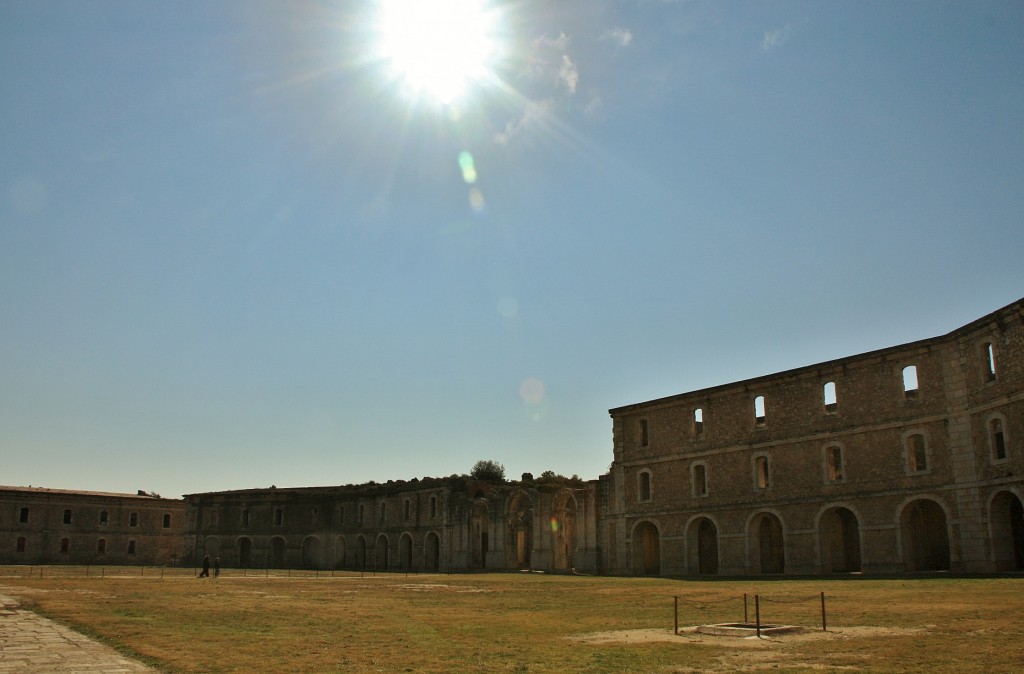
[824,445,844,482]
[902,365,919,400]
[754,396,766,426]
[693,408,704,437]
[823,381,837,413]
[754,454,771,490]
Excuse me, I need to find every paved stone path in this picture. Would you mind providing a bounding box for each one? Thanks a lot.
[0,592,158,673]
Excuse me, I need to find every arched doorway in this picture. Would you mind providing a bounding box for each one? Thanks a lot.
[424,532,440,571]
[355,536,367,570]
[687,518,718,575]
[551,491,578,571]
[750,513,785,574]
[506,492,533,570]
[375,534,389,570]
[399,533,413,570]
[237,537,252,568]
[819,507,861,573]
[334,536,347,569]
[632,521,661,575]
[990,491,1024,571]
[900,499,950,571]
[269,537,286,569]
[302,536,322,569]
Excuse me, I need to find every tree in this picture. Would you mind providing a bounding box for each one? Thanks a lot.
[470,460,506,482]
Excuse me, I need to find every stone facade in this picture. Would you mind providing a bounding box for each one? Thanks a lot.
[183,477,600,573]
[601,297,1024,575]
[0,487,186,566]
[4,298,1023,575]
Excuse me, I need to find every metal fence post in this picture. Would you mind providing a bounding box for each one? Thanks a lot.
[820,592,827,632]
[674,596,679,635]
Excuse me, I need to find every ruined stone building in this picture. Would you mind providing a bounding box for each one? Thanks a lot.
[600,297,1024,575]
[0,486,185,565]
[3,298,1023,575]
[183,477,599,572]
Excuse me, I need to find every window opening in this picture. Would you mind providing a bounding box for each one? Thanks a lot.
[908,434,927,472]
[823,381,837,413]
[379,502,387,523]
[754,396,766,426]
[984,342,997,381]
[755,456,770,489]
[127,540,136,555]
[63,509,72,525]
[639,471,652,502]
[991,418,1007,460]
[902,365,919,400]
[60,538,70,554]
[826,446,844,481]
[430,496,437,518]
[97,539,106,554]
[274,508,284,526]
[694,408,704,437]
[403,499,411,521]
[358,504,365,524]
[162,513,171,528]
[16,537,26,553]
[693,464,708,497]
[242,509,251,527]
[639,419,649,447]
[99,510,108,525]
[19,507,28,523]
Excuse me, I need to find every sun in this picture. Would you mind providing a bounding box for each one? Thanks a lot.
[374,0,500,104]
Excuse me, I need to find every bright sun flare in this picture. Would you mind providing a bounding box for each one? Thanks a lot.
[376,0,499,104]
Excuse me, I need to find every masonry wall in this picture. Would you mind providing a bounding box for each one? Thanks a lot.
[604,298,1024,576]
[0,487,186,566]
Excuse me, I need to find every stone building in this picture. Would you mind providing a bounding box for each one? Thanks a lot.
[600,297,1024,575]
[0,486,186,566]
[183,476,600,573]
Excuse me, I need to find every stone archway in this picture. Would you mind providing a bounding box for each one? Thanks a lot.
[750,512,785,574]
[302,536,322,569]
[506,492,533,570]
[632,521,661,575]
[399,533,413,570]
[355,536,367,570]
[900,499,950,571]
[269,537,286,569]
[424,531,440,571]
[375,534,389,571]
[989,491,1024,571]
[551,491,578,571]
[334,536,347,569]
[819,507,861,573]
[237,537,253,568]
[686,517,718,575]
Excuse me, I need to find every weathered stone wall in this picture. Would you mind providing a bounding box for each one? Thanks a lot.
[605,298,1024,576]
[0,487,186,565]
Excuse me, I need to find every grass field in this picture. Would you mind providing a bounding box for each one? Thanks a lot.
[2,568,1023,673]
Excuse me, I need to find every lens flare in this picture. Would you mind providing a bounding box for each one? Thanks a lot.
[549,516,560,533]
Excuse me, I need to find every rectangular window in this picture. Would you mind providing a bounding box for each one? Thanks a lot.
[19,507,28,523]
[242,509,251,527]
[639,419,649,447]
[99,511,109,525]
[693,464,708,497]
[63,509,72,525]
[908,434,927,472]
[902,365,919,400]
[826,446,844,481]
[403,499,411,521]
[755,455,770,489]
[693,408,704,437]
[97,539,106,554]
[129,512,138,527]
[823,381,837,413]
[430,496,437,519]
[991,419,1007,460]
[127,540,136,555]
[984,342,997,381]
[162,513,171,528]
[638,471,652,501]
[16,537,26,553]
[274,508,284,526]
[754,396,766,426]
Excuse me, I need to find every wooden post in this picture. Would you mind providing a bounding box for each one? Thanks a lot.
[674,596,679,635]
[743,593,748,623]
[820,592,827,632]
[755,594,761,638]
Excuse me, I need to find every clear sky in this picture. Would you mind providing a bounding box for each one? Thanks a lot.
[2,1,1022,499]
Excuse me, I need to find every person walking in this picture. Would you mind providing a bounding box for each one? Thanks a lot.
[199,555,210,578]
[214,557,221,577]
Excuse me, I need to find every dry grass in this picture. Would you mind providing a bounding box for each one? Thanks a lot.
[2,569,1023,673]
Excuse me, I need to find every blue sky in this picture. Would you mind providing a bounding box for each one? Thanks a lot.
[2,1,1022,498]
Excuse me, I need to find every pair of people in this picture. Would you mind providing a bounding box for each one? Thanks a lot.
[199,555,221,578]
